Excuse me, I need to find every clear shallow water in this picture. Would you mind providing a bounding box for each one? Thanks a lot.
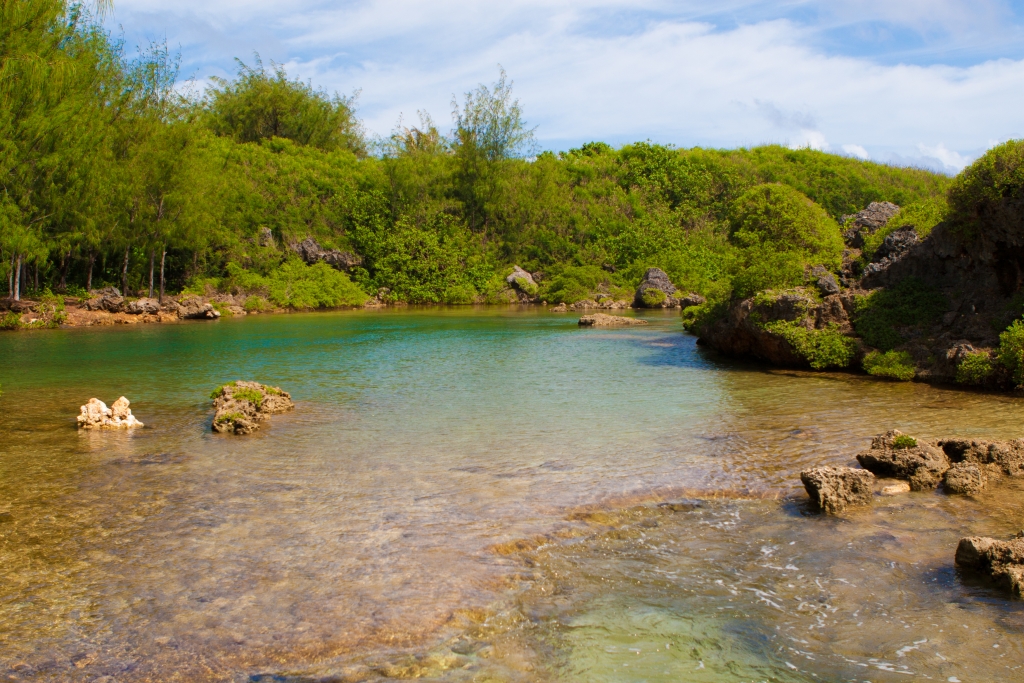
[0,308,1022,682]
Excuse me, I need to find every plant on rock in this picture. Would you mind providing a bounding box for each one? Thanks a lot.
[863,350,916,381]
[763,320,856,370]
[998,319,1024,386]
[956,352,994,385]
[892,435,917,449]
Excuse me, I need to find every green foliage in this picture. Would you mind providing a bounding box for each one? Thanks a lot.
[998,319,1024,386]
[948,140,1024,232]
[862,196,948,258]
[728,183,844,298]
[0,312,22,330]
[892,435,918,450]
[956,352,994,385]
[264,386,283,396]
[513,276,538,297]
[762,320,856,369]
[35,290,67,327]
[863,350,916,381]
[540,265,608,304]
[215,411,245,424]
[203,56,364,154]
[244,295,271,313]
[641,288,667,307]
[231,387,264,408]
[852,278,947,351]
[210,381,237,399]
[225,260,368,309]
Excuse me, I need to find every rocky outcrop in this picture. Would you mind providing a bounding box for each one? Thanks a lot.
[211,381,294,435]
[937,437,1024,477]
[293,237,362,272]
[126,297,161,315]
[77,397,143,429]
[578,313,649,327]
[634,268,680,308]
[85,287,125,312]
[506,266,538,300]
[842,201,900,248]
[697,287,856,367]
[943,462,987,495]
[175,297,220,320]
[855,430,949,490]
[800,466,875,514]
[258,226,274,247]
[955,534,1024,597]
[569,298,631,311]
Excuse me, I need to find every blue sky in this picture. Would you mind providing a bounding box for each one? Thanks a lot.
[107,1,1024,172]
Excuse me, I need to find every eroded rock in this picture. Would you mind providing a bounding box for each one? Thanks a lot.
[938,438,1024,477]
[176,297,220,320]
[578,314,649,327]
[634,268,680,308]
[955,534,1024,597]
[943,462,987,495]
[855,430,949,490]
[842,201,900,248]
[77,397,143,429]
[800,466,875,514]
[506,266,538,299]
[126,297,160,315]
[293,237,362,272]
[211,381,294,435]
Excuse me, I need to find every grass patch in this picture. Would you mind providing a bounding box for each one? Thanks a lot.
[892,435,917,449]
[264,386,283,396]
[852,278,947,351]
[244,295,272,313]
[209,381,238,399]
[0,312,22,331]
[956,352,994,385]
[513,276,538,297]
[863,350,916,381]
[215,412,245,425]
[762,320,856,369]
[231,387,264,408]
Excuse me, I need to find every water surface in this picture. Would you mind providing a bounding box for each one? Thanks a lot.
[1,308,1022,681]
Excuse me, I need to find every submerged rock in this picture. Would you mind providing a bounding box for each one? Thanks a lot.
[955,534,1024,597]
[800,466,875,514]
[943,462,987,495]
[855,430,949,490]
[211,381,294,435]
[578,314,648,327]
[77,397,143,429]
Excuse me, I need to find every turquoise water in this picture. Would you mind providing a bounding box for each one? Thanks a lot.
[1,308,1023,681]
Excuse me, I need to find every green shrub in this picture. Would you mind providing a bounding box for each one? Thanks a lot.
[730,183,845,261]
[0,312,21,331]
[211,301,233,316]
[541,265,608,304]
[948,139,1024,233]
[210,381,238,399]
[513,276,538,297]
[231,387,264,408]
[762,320,856,369]
[215,412,245,425]
[225,260,368,309]
[863,350,916,381]
[244,295,272,312]
[852,278,947,350]
[956,352,994,385]
[641,288,667,307]
[998,319,1024,386]
[892,435,917,449]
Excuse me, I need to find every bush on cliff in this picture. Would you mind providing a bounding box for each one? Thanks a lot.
[862,196,948,258]
[762,320,856,369]
[224,260,368,309]
[956,352,994,385]
[728,184,844,298]
[852,278,947,351]
[948,139,1024,233]
[998,319,1024,386]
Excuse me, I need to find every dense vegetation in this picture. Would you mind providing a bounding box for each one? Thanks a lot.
[1,0,952,311]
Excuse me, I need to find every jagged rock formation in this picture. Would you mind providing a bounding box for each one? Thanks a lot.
[956,534,1024,597]
[77,397,143,429]
[578,313,648,327]
[842,201,900,248]
[634,268,681,308]
[126,297,161,314]
[211,381,294,435]
[800,466,875,514]
[84,287,125,312]
[855,430,950,490]
[293,237,362,272]
[175,297,220,319]
[506,266,538,301]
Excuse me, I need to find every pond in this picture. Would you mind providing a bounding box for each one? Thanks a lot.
[1,308,1022,681]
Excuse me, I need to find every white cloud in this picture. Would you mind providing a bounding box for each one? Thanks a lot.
[108,0,1024,169]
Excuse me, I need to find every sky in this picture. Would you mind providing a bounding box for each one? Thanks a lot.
[106,0,1024,173]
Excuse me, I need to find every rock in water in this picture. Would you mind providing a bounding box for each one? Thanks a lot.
[955,535,1024,597]
[855,430,950,490]
[211,381,294,435]
[800,466,875,514]
[634,268,680,308]
[578,314,649,327]
[77,397,144,429]
[943,462,987,495]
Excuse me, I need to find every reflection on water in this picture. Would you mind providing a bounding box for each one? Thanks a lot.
[0,308,1023,681]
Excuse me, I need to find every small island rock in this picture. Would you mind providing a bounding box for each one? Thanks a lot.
[800,466,875,514]
[578,314,648,327]
[77,397,143,429]
[634,268,679,308]
[211,381,294,435]
[855,430,949,490]
[955,534,1024,597]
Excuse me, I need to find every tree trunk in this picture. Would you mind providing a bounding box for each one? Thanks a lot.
[7,253,13,297]
[148,249,155,299]
[159,248,166,302]
[121,245,130,296]
[34,262,39,293]
[14,254,21,301]
[58,250,70,291]
[86,252,95,291]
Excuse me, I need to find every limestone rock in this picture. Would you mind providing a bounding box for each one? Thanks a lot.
[176,297,220,320]
[677,292,706,309]
[938,438,1024,477]
[550,303,568,312]
[810,265,840,296]
[800,466,875,514]
[84,290,125,312]
[506,266,538,296]
[955,535,1024,597]
[578,314,649,327]
[211,381,294,435]
[126,297,160,315]
[862,226,919,281]
[855,430,949,490]
[943,462,987,495]
[842,201,900,248]
[293,237,362,272]
[77,397,143,429]
[634,268,680,308]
